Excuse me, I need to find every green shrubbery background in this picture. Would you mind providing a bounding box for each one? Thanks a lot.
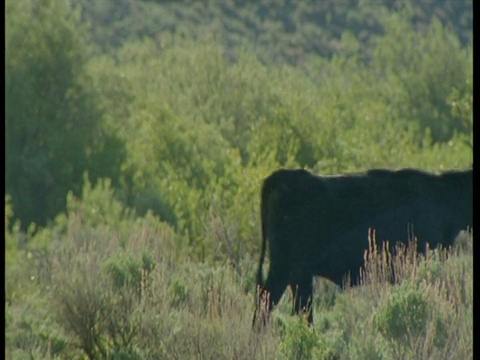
[6,1,472,359]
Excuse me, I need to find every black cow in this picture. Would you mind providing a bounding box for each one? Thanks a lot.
[253,168,472,326]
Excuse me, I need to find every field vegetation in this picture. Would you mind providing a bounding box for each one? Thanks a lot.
[6,0,472,359]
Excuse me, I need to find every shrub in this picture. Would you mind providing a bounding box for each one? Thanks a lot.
[375,282,430,342]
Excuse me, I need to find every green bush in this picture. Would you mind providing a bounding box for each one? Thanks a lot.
[104,253,143,293]
[168,277,190,308]
[375,282,430,342]
[278,315,319,360]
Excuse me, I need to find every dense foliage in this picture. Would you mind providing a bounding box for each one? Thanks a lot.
[79,0,472,65]
[6,0,472,358]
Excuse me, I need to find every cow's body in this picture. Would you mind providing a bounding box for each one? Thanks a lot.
[253,168,472,325]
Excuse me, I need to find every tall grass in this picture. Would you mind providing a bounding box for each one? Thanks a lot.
[5,211,472,359]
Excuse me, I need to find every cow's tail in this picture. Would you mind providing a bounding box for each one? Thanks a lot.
[256,181,269,291]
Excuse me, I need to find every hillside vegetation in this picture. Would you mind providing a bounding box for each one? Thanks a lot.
[5,0,472,358]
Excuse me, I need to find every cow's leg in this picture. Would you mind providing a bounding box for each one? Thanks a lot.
[254,267,289,327]
[290,275,314,324]
[263,268,289,311]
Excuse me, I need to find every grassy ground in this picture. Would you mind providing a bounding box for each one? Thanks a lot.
[5,211,472,359]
